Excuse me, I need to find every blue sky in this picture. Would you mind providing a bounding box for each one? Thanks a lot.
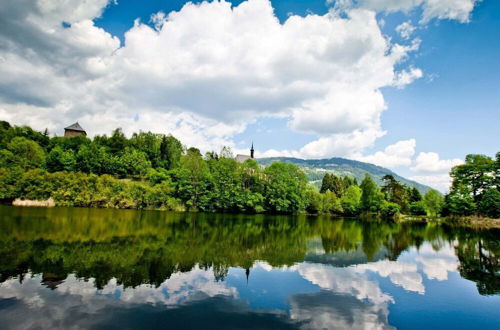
[0,0,498,191]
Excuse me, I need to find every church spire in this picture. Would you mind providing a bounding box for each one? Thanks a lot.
[250,142,254,159]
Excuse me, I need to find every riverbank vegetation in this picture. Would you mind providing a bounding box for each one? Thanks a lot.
[0,121,498,219]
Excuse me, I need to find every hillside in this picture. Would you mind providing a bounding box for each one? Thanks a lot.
[257,157,432,194]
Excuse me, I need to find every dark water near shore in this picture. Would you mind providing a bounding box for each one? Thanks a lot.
[0,205,499,329]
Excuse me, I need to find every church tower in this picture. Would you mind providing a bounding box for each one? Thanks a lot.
[250,142,254,159]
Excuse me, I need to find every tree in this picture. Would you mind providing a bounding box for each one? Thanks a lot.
[320,173,345,197]
[7,137,45,170]
[360,174,383,212]
[129,131,162,167]
[264,162,308,213]
[381,174,409,212]
[450,154,495,202]
[340,185,362,216]
[320,190,343,214]
[45,146,76,172]
[442,185,476,216]
[118,148,151,177]
[76,143,117,175]
[108,128,128,154]
[409,186,422,203]
[172,148,211,210]
[159,135,183,170]
[409,201,427,216]
[477,189,500,218]
[423,189,444,217]
[380,201,400,218]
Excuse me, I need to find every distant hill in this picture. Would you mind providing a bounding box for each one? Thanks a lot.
[257,157,432,194]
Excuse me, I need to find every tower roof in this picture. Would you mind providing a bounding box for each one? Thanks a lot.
[64,122,85,132]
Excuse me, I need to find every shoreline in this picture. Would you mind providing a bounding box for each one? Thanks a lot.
[402,215,500,229]
[5,202,499,229]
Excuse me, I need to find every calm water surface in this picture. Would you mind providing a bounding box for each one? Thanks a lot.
[0,205,499,329]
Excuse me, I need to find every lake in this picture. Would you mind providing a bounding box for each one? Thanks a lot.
[0,205,498,329]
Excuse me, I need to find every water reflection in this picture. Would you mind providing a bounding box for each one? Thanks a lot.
[0,205,499,329]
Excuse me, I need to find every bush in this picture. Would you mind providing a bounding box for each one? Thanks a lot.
[380,202,400,218]
[409,201,427,216]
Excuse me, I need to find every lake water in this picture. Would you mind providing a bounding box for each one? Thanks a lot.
[0,205,499,329]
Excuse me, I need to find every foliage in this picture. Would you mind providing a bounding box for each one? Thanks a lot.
[360,174,384,212]
[409,186,422,203]
[444,153,498,218]
[409,201,427,216]
[380,201,400,218]
[4,120,495,218]
[381,174,410,213]
[450,154,495,202]
[7,137,46,170]
[477,189,500,219]
[340,185,362,216]
[423,189,444,217]
[264,162,308,213]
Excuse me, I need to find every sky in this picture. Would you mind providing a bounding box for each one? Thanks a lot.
[0,0,498,192]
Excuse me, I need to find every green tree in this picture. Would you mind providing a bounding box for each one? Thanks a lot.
[159,135,183,170]
[443,185,476,216]
[477,189,500,218]
[340,185,362,216]
[172,148,211,210]
[451,154,495,202]
[423,189,444,217]
[409,201,427,216]
[45,146,76,172]
[76,143,118,175]
[320,173,345,197]
[118,148,151,177]
[360,174,383,212]
[381,174,409,212]
[409,186,422,203]
[107,128,128,154]
[7,137,45,170]
[264,162,308,213]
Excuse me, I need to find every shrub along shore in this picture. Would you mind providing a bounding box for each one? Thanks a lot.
[0,121,498,220]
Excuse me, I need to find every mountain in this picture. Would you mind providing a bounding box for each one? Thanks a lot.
[257,157,432,194]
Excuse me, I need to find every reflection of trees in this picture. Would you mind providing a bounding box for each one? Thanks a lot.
[454,229,500,295]
[0,206,498,295]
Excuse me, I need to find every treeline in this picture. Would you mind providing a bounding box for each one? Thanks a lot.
[0,121,309,213]
[313,172,445,218]
[0,121,498,218]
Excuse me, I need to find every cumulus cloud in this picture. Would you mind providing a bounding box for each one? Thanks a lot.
[409,152,463,192]
[358,0,480,23]
[396,21,416,39]
[0,0,425,158]
[354,139,416,168]
[409,173,453,193]
[411,152,463,173]
[0,0,479,160]
[393,67,423,88]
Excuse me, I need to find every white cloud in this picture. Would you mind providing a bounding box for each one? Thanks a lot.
[0,0,425,159]
[354,139,416,168]
[409,173,452,193]
[396,21,416,39]
[393,67,423,88]
[358,0,480,23]
[408,152,463,192]
[411,152,463,173]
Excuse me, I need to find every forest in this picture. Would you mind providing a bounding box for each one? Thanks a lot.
[0,121,498,218]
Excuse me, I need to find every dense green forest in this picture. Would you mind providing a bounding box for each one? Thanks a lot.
[0,121,498,218]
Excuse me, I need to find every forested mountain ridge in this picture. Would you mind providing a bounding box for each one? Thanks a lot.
[257,157,432,194]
